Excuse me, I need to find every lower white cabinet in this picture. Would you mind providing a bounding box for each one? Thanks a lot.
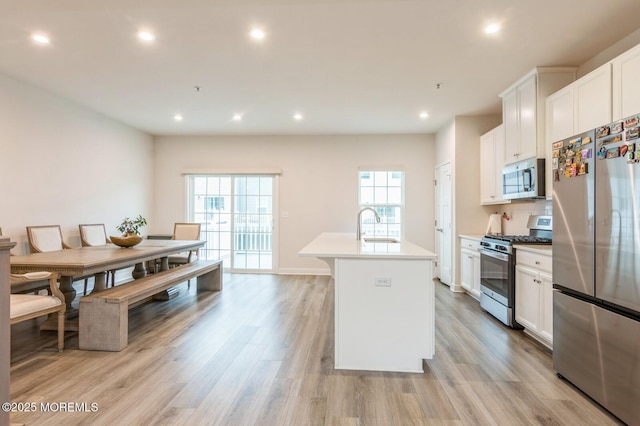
[460,237,481,300]
[515,248,553,348]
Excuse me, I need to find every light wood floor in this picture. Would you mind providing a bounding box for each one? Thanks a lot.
[9,274,621,425]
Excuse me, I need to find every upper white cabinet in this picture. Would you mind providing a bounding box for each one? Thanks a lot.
[500,68,576,166]
[574,63,612,133]
[545,63,612,199]
[612,43,640,120]
[503,74,536,163]
[480,124,509,205]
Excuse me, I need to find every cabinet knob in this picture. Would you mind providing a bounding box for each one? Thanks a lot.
[535,261,540,265]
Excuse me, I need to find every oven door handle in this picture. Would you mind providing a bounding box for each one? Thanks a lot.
[480,248,509,262]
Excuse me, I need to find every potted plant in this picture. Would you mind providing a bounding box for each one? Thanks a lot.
[111,215,148,247]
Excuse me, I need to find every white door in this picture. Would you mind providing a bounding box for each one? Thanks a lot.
[435,162,452,286]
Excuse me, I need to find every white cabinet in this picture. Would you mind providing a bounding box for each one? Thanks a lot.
[545,64,612,199]
[612,43,640,120]
[573,63,612,133]
[545,85,575,200]
[503,74,537,163]
[515,248,553,348]
[460,237,481,300]
[480,125,509,205]
[546,85,575,143]
[500,68,576,166]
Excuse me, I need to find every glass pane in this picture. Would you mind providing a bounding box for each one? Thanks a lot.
[246,177,260,195]
[247,252,259,269]
[260,254,272,269]
[360,187,374,204]
[220,178,232,195]
[389,172,402,187]
[374,187,387,203]
[388,187,402,204]
[234,252,246,269]
[259,196,272,214]
[235,177,246,195]
[193,177,206,194]
[359,171,373,186]
[260,177,272,195]
[245,195,259,214]
[373,171,388,186]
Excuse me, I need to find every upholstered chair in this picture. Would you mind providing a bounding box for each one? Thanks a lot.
[9,272,65,351]
[168,223,202,267]
[0,227,49,294]
[26,225,71,253]
[168,223,202,287]
[79,224,116,293]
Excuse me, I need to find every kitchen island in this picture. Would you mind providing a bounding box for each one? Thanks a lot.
[299,233,437,373]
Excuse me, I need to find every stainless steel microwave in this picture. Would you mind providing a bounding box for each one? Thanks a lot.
[502,158,545,200]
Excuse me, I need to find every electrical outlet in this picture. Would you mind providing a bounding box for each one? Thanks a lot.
[375,277,391,287]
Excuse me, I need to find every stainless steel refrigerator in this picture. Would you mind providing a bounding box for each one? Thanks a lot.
[552,115,640,425]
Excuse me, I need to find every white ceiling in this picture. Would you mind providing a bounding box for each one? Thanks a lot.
[2,0,640,136]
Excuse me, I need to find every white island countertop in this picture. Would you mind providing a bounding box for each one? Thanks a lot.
[299,232,437,260]
[299,232,436,373]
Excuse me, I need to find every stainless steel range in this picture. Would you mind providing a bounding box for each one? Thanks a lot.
[479,215,552,328]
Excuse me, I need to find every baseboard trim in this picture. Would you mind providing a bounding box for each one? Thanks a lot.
[278,268,331,276]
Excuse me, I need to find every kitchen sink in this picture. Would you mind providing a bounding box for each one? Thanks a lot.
[363,237,400,243]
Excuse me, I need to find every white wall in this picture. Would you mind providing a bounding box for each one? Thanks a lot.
[153,134,435,274]
[435,115,501,291]
[578,27,640,77]
[0,73,154,254]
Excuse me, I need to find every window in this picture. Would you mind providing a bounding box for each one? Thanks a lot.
[358,170,404,239]
[188,175,275,272]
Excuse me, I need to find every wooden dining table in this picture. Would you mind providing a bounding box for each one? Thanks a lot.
[10,239,205,319]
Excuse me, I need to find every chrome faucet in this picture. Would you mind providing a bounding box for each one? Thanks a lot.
[357,207,381,240]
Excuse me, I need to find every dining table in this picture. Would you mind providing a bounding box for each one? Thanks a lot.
[10,239,206,320]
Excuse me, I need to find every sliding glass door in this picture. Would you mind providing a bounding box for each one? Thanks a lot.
[189,175,275,272]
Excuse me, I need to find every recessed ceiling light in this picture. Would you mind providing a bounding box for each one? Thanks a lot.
[137,31,155,42]
[294,113,303,121]
[31,34,50,44]
[174,114,183,122]
[484,23,500,34]
[250,28,265,40]
[419,112,429,120]
[232,114,243,121]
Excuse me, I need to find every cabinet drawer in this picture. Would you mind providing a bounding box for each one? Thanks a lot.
[517,250,552,273]
[460,238,481,252]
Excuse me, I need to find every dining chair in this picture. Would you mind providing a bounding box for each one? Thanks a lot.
[10,272,65,352]
[26,225,71,253]
[26,225,90,296]
[2,227,51,295]
[168,222,202,287]
[79,224,116,294]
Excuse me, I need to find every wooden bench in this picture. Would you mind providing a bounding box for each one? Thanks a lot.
[79,259,222,351]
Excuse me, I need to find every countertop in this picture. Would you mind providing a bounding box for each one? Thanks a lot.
[513,244,553,256]
[299,232,437,260]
